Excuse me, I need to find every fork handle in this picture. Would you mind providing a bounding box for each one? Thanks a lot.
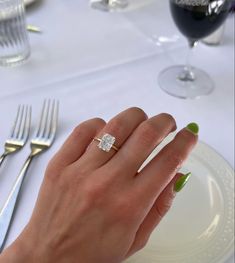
[0,153,7,168]
[0,154,34,252]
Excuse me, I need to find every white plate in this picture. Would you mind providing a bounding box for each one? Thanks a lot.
[24,0,37,6]
[125,139,234,263]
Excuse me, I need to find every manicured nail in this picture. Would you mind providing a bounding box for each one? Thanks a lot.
[186,123,199,135]
[174,173,192,193]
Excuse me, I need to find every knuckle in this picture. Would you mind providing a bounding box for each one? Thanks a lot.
[159,113,175,123]
[45,157,63,182]
[82,180,108,207]
[136,238,149,251]
[112,196,140,225]
[164,149,184,172]
[138,122,158,146]
[45,168,71,194]
[84,185,101,201]
[115,199,132,214]
[161,202,172,214]
[56,176,70,194]
[44,169,58,183]
[54,166,87,193]
[127,107,148,119]
[72,124,87,138]
[166,189,176,200]
[158,113,177,130]
[107,118,125,135]
[155,198,174,218]
[64,165,87,181]
[82,186,100,209]
[91,117,106,128]
[72,118,106,137]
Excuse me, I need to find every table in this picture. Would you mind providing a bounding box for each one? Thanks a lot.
[0,1,234,262]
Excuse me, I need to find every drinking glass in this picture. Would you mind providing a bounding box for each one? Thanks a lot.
[90,0,128,12]
[0,0,30,66]
[158,0,232,99]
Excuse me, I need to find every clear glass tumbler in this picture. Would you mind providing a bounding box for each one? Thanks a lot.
[0,0,30,66]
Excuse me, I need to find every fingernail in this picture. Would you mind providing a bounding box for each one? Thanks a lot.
[186,123,199,135]
[174,173,192,193]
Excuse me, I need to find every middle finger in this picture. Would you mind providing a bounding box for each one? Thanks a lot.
[106,113,177,176]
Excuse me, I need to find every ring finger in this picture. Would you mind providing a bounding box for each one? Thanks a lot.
[74,107,148,170]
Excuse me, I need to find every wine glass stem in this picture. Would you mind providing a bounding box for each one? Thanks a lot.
[105,0,119,5]
[178,39,198,82]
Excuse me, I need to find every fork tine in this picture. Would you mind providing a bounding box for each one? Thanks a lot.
[15,105,25,139]
[18,105,27,140]
[20,105,31,141]
[36,99,48,138]
[10,105,21,138]
[11,105,24,139]
[48,100,59,141]
[44,100,53,139]
[42,99,51,139]
[25,106,32,140]
[36,100,46,138]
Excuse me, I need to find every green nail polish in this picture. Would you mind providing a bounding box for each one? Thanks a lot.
[174,173,192,192]
[186,123,199,135]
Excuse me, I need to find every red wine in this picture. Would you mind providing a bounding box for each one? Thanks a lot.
[170,0,231,40]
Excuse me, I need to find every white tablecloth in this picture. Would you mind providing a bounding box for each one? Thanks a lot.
[0,0,234,262]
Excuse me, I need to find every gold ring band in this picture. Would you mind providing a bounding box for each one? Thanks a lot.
[94,138,119,151]
[93,134,119,152]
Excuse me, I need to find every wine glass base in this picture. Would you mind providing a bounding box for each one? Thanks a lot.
[158,65,214,99]
[90,0,128,11]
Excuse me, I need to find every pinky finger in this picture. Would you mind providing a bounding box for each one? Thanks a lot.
[127,172,191,257]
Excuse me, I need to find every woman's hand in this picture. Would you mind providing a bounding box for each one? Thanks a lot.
[0,108,198,263]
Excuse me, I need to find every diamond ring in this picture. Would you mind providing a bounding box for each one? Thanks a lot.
[94,133,119,152]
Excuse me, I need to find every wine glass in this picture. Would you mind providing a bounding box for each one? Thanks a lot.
[158,0,232,99]
[90,0,128,11]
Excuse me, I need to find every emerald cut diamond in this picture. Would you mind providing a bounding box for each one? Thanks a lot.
[98,134,116,152]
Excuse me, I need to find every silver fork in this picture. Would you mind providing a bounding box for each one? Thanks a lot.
[0,99,59,252]
[0,105,31,168]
